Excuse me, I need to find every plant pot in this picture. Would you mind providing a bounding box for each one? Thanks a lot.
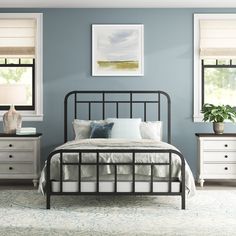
[213,122,224,134]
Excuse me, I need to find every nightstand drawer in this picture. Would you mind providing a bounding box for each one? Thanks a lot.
[0,163,34,174]
[0,140,34,150]
[203,140,236,150]
[0,152,33,162]
[203,152,236,163]
[204,164,236,175]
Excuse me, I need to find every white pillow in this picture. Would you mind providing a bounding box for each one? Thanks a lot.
[106,118,142,139]
[72,119,106,140]
[140,121,162,141]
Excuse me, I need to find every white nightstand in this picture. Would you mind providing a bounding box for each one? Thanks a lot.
[196,133,236,187]
[0,133,42,187]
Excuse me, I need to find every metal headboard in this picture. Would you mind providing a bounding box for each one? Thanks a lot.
[64,90,171,144]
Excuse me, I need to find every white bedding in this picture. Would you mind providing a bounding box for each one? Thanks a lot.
[39,139,196,196]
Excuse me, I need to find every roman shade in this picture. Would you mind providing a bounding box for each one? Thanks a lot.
[0,19,36,57]
[200,20,236,58]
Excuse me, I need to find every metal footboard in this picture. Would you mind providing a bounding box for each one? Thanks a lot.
[46,149,185,210]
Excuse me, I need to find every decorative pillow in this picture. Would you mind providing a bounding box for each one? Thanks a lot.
[90,122,114,138]
[72,119,106,140]
[106,118,142,139]
[140,121,162,141]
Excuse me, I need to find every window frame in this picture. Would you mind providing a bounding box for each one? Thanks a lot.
[0,13,43,121]
[194,14,236,122]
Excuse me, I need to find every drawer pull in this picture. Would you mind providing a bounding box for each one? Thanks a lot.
[9,155,13,158]
[224,144,228,147]
[9,167,13,170]
[9,144,13,147]
[224,167,228,170]
[224,155,228,158]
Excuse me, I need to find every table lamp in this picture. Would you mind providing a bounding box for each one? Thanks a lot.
[0,84,27,134]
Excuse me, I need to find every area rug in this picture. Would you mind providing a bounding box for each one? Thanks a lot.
[0,190,235,236]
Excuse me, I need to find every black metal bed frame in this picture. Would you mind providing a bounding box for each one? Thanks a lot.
[46,91,186,209]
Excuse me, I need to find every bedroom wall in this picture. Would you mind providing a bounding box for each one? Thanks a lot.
[1,8,236,177]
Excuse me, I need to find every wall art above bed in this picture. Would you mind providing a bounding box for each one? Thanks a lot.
[92,24,144,76]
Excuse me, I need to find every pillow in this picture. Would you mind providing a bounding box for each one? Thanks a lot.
[140,121,162,141]
[106,118,142,139]
[72,119,106,140]
[90,122,114,138]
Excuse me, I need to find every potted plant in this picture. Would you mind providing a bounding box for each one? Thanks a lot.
[201,103,236,134]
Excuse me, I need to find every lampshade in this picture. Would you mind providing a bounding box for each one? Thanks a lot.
[0,84,27,105]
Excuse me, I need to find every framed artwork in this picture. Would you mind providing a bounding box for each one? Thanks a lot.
[92,24,144,76]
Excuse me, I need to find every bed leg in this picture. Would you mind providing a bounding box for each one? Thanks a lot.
[181,193,186,210]
[46,194,51,209]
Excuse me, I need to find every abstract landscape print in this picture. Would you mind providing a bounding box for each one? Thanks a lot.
[92,24,144,76]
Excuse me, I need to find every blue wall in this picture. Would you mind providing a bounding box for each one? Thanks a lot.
[1,8,236,177]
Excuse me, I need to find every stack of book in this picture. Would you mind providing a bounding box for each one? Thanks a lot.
[16,127,36,135]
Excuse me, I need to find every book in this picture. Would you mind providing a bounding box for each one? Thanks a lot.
[16,127,36,135]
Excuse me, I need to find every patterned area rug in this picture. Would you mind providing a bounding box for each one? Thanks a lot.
[0,190,235,236]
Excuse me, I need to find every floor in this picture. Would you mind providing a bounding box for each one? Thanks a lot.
[0,180,36,190]
[0,185,235,236]
[196,180,236,190]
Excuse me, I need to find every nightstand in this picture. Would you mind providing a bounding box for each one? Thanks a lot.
[0,133,42,187]
[196,133,236,187]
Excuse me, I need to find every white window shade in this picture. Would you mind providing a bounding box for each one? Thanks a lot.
[0,19,35,57]
[200,20,236,58]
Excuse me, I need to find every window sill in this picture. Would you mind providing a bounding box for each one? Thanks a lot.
[0,111,43,122]
[193,115,203,122]
[22,114,43,121]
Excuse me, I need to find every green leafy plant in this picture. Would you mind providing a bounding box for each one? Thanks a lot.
[0,67,27,83]
[201,103,236,122]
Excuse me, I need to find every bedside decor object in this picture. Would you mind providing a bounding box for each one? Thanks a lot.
[0,84,27,134]
[16,127,36,135]
[201,103,236,134]
[196,133,236,187]
[92,24,144,76]
[0,133,42,187]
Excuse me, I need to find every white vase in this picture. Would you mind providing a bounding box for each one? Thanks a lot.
[3,105,22,134]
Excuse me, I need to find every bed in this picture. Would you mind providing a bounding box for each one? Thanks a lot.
[39,90,196,209]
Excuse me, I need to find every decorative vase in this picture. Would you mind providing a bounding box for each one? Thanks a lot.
[213,122,224,134]
[3,105,22,134]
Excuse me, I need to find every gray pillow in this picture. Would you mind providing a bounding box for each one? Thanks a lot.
[90,122,114,138]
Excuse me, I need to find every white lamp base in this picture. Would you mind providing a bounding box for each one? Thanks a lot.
[3,105,22,134]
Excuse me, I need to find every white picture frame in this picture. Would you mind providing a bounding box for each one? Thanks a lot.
[92,24,144,76]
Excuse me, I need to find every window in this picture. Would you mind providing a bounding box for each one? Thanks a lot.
[0,58,35,110]
[0,13,43,121]
[194,14,236,122]
[202,59,236,107]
